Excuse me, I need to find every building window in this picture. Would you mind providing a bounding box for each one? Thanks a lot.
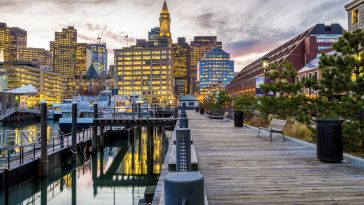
[352,9,359,25]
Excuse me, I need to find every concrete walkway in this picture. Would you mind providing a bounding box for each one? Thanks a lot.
[188,111,364,205]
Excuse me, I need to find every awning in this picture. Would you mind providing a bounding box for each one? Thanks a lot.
[4,84,38,95]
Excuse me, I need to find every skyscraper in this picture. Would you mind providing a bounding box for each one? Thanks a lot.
[19,48,52,67]
[172,37,191,96]
[159,0,172,47]
[0,23,27,62]
[114,1,175,105]
[198,48,234,95]
[148,27,160,47]
[76,43,92,78]
[90,43,108,74]
[9,27,27,62]
[190,36,222,95]
[51,26,77,78]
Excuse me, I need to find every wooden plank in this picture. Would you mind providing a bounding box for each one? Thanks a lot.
[187,111,364,204]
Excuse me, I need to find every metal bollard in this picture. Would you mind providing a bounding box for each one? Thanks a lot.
[179,118,188,128]
[164,172,204,205]
[176,128,191,172]
[180,112,187,119]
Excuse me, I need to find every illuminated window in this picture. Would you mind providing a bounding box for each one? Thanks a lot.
[352,9,359,25]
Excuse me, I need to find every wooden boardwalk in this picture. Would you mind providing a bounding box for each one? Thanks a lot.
[187,111,364,205]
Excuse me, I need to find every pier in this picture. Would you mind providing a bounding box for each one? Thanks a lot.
[185,110,364,204]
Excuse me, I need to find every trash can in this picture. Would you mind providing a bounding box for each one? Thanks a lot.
[200,107,204,115]
[316,119,343,163]
[234,111,244,127]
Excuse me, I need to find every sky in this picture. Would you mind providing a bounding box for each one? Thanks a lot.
[0,0,349,72]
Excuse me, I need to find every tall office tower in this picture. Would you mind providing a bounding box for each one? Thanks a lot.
[0,23,27,62]
[51,26,77,78]
[159,1,172,47]
[148,27,160,47]
[0,23,11,62]
[198,48,234,95]
[75,43,92,78]
[190,36,222,95]
[114,40,175,105]
[9,27,27,61]
[172,37,191,97]
[90,43,108,74]
[19,48,52,67]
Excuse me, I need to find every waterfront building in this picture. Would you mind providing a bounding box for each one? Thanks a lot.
[114,41,175,105]
[179,95,199,109]
[19,47,52,67]
[0,23,27,62]
[66,78,103,97]
[114,0,175,105]
[198,48,234,95]
[345,0,364,31]
[0,62,66,106]
[76,43,92,78]
[148,27,160,47]
[90,43,108,74]
[227,24,344,96]
[172,37,191,96]
[51,26,77,78]
[190,36,222,96]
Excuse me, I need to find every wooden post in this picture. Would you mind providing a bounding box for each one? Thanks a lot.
[71,168,77,205]
[100,126,104,150]
[71,101,77,161]
[40,101,48,176]
[92,103,98,153]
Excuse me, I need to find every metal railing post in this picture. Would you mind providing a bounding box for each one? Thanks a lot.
[8,149,10,169]
[176,128,191,172]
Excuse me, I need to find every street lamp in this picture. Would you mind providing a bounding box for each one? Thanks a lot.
[261,56,270,96]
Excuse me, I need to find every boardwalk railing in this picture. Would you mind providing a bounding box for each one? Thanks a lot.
[96,106,176,119]
[0,128,92,169]
[0,107,40,121]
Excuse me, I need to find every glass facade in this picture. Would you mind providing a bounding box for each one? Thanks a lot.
[198,48,234,95]
[90,43,108,74]
[172,37,191,96]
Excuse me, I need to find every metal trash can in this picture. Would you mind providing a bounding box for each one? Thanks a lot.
[316,119,343,163]
[164,172,204,205]
[234,111,244,127]
[199,107,204,115]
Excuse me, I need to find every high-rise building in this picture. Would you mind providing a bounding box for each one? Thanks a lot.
[51,26,77,78]
[190,36,222,95]
[0,23,27,62]
[345,0,364,31]
[172,37,191,96]
[227,24,344,96]
[76,43,92,78]
[9,27,27,62]
[159,1,172,47]
[198,48,234,95]
[0,23,11,62]
[19,48,52,67]
[148,27,160,47]
[90,43,108,74]
[114,41,175,105]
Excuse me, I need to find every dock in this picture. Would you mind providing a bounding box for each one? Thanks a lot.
[187,110,364,204]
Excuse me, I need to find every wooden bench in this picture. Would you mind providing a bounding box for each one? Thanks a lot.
[258,119,287,142]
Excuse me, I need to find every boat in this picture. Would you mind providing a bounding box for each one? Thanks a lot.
[58,110,94,133]
[53,96,93,121]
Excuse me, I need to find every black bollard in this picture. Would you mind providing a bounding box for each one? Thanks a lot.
[92,103,98,153]
[40,101,48,176]
[100,126,104,150]
[176,128,191,172]
[71,101,77,161]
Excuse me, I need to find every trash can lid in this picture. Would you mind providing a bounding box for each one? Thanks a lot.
[165,172,204,183]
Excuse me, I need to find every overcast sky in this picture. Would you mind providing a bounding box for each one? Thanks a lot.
[0,0,349,71]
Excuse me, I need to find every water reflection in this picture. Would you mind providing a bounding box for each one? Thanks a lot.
[0,126,164,205]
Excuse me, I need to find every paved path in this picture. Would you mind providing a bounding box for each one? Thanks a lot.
[188,111,364,205]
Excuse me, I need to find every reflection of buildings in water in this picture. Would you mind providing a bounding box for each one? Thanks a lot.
[121,127,162,175]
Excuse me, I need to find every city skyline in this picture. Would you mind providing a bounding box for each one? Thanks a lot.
[0,0,348,71]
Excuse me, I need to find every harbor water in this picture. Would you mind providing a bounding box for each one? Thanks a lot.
[0,126,165,205]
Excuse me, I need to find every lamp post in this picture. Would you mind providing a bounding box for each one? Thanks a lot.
[262,56,270,96]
